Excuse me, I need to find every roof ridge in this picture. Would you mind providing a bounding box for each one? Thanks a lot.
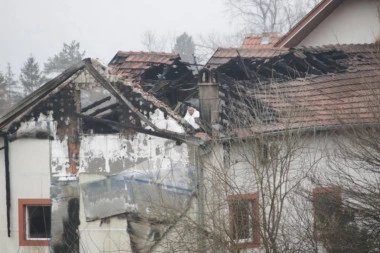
[117,51,179,56]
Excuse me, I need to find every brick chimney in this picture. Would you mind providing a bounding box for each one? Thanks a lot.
[198,69,220,126]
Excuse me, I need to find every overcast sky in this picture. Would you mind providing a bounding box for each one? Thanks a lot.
[1,0,236,75]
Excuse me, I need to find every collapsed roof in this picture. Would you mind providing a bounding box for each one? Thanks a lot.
[0,58,203,252]
[211,44,380,136]
[0,58,204,145]
[108,51,197,111]
[205,47,288,70]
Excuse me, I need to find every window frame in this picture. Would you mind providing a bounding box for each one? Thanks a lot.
[228,192,260,249]
[18,199,51,246]
[312,187,342,241]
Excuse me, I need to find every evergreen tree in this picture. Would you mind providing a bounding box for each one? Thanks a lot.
[44,40,85,75]
[173,33,195,64]
[0,71,8,115]
[4,63,22,102]
[20,55,46,95]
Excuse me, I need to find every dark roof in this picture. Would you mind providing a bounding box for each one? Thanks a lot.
[0,60,86,130]
[205,48,288,70]
[108,51,181,80]
[0,59,205,145]
[275,0,344,48]
[241,33,281,49]
[108,51,196,110]
[217,44,380,135]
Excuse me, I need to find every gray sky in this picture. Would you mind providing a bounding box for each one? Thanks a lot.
[1,0,235,75]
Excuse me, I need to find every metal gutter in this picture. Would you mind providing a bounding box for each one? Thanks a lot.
[218,122,380,141]
[0,130,10,237]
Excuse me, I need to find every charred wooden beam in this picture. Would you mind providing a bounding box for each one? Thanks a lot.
[77,113,206,146]
[88,103,119,117]
[288,54,323,76]
[81,96,112,113]
[148,80,171,94]
[305,54,330,73]
[317,53,348,72]
[257,65,289,81]
[275,61,301,79]
[83,60,159,131]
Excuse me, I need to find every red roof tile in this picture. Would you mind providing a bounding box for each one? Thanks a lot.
[218,44,380,135]
[108,51,180,80]
[205,48,288,69]
[241,33,281,49]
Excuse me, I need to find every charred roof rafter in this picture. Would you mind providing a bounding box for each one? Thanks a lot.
[213,44,380,133]
[81,96,112,113]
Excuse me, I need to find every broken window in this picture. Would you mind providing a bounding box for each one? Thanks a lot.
[228,193,260,249]
[313,187,342,241]
[18,199,51,246]
[256,140,279,166]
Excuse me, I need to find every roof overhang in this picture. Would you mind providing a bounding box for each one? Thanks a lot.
[275,0,344,48]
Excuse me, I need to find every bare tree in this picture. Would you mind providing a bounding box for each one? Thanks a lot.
[319,129,380,251]
[225,0,319,34]
[304,77,380,252]
[150,78,322,253]
[195,32,244,64]
[141,30,169,52]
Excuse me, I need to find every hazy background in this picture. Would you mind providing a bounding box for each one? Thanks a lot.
[1,0,235,73]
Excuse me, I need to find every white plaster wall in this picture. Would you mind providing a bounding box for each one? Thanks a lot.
[0,138,50,253]
[201,134,336,252]
[78,186,132,253]
[300,0,380,46]
[72,134,193,252]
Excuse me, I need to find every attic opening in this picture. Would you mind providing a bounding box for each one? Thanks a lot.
[261,36,271,45]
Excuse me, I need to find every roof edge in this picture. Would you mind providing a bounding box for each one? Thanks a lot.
[275,0,344,48]
[0,60,87,130]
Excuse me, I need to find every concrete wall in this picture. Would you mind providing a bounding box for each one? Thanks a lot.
[300,0,380,46]
[0,138,50,253]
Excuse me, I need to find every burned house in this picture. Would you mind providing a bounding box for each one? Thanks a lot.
[0,58,207,252]
[1,0,380,251]
[198,1,380,249]
[197,43,380,252]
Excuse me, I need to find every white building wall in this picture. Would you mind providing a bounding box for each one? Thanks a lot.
[77,192,132,253]
[300,0,380,46]
[51,129,194,252]
[0,138,50,253]
[201,133,336,252]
